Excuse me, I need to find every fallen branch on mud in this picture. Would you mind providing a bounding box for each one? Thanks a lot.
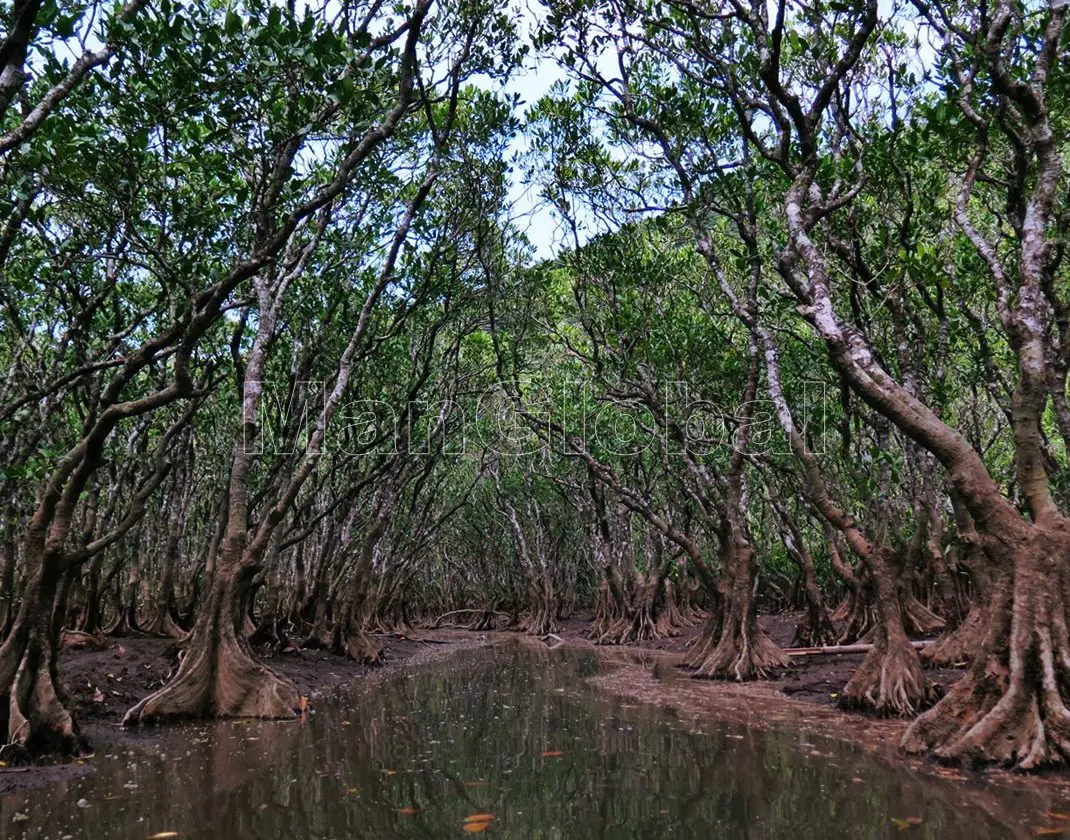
[783,641,933,657]
[433,609,511,626]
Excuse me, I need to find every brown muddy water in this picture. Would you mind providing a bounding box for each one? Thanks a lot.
[5,642,1068,839]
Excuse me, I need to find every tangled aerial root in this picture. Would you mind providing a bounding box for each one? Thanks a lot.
[6,648,90,756]
[337,628,384,665]
[921,605,986,668]
[839,636,936,717]
[684,611,790,680]
[61,629,107,650]
[517,602,558,637]
[591,607,666,645]
[903,640,1070,769]
[588,581,619,642]
[901,595,947,637]
[123,630,300,725]
[791,606,838,648]
[144,608,188,641]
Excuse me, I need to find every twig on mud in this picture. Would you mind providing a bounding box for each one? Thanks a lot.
[783,641,933,656]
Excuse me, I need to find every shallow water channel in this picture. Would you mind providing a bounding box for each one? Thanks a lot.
[4,642,1065,839]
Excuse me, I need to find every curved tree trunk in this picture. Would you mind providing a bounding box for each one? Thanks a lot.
[904,521,1070,768]
[0,533,87,758]
[75,552,106,636]
[124,549,299,725]
[328,484,400,665]
[145,450,190,641]
[840,546,937,716]
[517,574,559,637]
[922,492,992,668]
[686,345,788,679]
[685,541,789,679]
[107,548,146,638]
[124,302,301,725]
[767,484,837,647]
[0,515,19,640]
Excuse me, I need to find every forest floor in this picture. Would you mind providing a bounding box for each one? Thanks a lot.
[552,611,969,706]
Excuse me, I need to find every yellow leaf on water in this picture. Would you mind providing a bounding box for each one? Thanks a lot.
[1046,813,1070,822]
[1033,828,1066,837]
[346,787,359,796]
[381,769,397,776]
[395,807,419,815]
[542,750,564,757]
[147,833,180,839]
[462,814,494,833]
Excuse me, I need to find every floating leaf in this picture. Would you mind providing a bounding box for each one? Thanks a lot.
[1046,813,1070,822]
[381,769,396,776]
[147,834,180,839]
[542,750,564,757]
[1033,829,1066,837]
[890,817,922,830]
[463,813,495,833]
[395,807,419,815]
[298,696,309,714]
[93,687,105,703]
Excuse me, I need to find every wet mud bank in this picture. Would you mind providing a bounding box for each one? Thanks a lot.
[543,613,1070,824]
[0,630,482,796]
[551,611,968,708]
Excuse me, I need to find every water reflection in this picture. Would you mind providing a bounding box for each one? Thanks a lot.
[1,641,1050,838]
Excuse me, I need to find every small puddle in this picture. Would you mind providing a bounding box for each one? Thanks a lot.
[3,643,1065,838]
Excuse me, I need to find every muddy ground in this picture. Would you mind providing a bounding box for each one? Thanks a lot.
[62,634,453,727]
[550,611,968,705]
